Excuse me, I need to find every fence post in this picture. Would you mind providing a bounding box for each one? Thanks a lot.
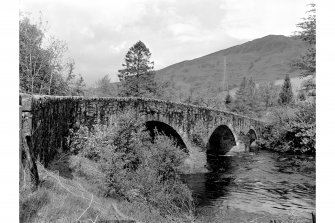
[20,94,39,191]
[19,105,23,186]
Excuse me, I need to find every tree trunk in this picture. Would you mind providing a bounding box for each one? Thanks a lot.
[48,73,53,95]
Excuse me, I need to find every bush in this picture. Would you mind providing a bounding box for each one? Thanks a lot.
[70,112,194,218]
[257,102,315,154]
[189,119,208,148]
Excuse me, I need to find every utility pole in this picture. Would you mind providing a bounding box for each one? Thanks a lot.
[223,56,228,93]
[223,56,232,106]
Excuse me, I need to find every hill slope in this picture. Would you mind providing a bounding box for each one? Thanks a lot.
[156,35,308,92]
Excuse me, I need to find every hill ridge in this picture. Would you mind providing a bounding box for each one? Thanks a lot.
[156,34,307,91]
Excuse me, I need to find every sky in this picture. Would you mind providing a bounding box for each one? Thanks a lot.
[19,0,310,85]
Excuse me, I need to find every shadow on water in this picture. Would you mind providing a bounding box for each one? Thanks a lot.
[182,150,315,219]
[182,154,241,207]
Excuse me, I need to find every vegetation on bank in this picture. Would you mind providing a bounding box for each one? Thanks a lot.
[20,112,195,222]
[257,102,315,155]
[255,3,316,155]
[70,112,194,220]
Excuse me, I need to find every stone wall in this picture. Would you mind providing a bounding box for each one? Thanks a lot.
[20,94,264,166]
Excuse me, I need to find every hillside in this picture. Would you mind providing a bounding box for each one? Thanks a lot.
[156,35,308,93]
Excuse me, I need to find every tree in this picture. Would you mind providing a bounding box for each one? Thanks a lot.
[230,77,262,117]
[71,74,86,96]
[278,74,294,105]
[19,15,82,95]
[118,41,157,97]
[95,75,117,97]
[235,77,247,101]
[292,3,316,77]
[257,82,279,108]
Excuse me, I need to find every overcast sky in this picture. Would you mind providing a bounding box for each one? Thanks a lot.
[20,0,310,85]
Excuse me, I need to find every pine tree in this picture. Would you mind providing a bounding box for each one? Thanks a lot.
[245,77,260,112]
[235,77,247,101]
[278,74,293,105]
[118,41,157,97]
[230,77,249,115]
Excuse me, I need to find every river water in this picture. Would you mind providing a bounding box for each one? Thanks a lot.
[182,150,315,222]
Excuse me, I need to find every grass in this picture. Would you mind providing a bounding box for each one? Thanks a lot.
[20,156,128,222]
[19,153,193,223]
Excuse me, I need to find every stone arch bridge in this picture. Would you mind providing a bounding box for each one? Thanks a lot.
[20,94,264,170]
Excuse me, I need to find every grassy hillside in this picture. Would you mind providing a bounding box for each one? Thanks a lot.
[156,35,308,95]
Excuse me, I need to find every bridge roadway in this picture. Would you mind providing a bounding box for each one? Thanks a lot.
[20,94,264,170]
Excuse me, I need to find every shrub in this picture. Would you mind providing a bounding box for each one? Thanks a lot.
[257,102,315,154]
[189,119,208,148]
[70,112,194,218]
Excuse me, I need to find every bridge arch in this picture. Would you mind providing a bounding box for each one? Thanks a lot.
[207,124,237,156]
[247,127,258,144]
[144,120,188,153]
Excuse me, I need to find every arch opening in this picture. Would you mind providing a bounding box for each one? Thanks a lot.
[145,121,188,152]
[247,129,257,144]
[207,125,236,156]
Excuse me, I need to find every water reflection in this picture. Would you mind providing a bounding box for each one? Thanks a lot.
[182,151,315,219]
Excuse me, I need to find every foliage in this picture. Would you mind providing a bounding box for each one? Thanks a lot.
[292,3,316,77]
[70,112,194,217]
[301,77,316,97]
[118,41,157,97]
[257,102,315,154]
[189,119,209,148]
[67,73,86,96]
[156,80,227,110]
[229,77,262,117]
[278,74,294,105]
[257,82,280,108]
[95,75,118,97]
[297,90,307,101]
[19,15,85,96]
[184,82,226,109]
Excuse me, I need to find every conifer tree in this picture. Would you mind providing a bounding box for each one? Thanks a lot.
[278,74,294,105]
[118,41,157,97]
[235,77,247,100]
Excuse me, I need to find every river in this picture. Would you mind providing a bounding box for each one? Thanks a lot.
[182,150,315,223]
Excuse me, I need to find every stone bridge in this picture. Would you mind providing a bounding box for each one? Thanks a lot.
[20,94,264,171]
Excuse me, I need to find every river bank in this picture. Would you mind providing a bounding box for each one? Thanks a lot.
[20,154,194,223]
